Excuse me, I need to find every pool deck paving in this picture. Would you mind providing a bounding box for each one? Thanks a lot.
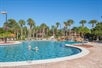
[1,42,102,68]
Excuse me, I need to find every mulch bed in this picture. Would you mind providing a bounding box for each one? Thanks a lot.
[75,44,94,48]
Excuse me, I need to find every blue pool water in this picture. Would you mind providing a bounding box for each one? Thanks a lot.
[0,41,81,62]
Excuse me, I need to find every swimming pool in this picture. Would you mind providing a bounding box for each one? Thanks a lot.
[0,41,81,62]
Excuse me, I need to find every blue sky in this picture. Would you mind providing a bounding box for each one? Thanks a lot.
[0,0,102,28]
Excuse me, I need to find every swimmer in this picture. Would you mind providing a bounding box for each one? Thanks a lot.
[32,46,39,51]
[28,45,31,50]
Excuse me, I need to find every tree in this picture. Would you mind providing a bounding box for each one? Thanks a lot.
[72,27,79,33]
[51,25,55,36]
[67,19,74,28]
[80,20,86,27]
[77,26,90,40]
[72,27,79,37]
[89,20,97,28]
[64,22,68,36]
[56,22,60,29]
[34,26,39,38]
[14,23,20,40]
[0,27,13,42]
[7,19,20,40]
[2,19,18,42]
[92,22,102,41]
[23,26,28,38]
[56,22,60,36]
[67,19,74,39]
[27,18,35,39]
[40,23,47,38]
[19,19,25,40]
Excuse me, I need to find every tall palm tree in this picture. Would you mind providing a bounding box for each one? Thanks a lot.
[4,19,18,42]
[80,20,86,27]
[32,26,36,38]
[89,20,97,28]
[67,19,74,40]
[51,25,55,36]
[6,19,17,31]
[19,19,25,40]
[34,26,39,39]
[40,23,47,38]
[23,26,28,39]
[79,20,87,41]
[14,23,20,40]
[67,19,74,28]
[56,22,60,36]
[45,26,49,38]
[27,18,35,39]
[64,22,68,36]
[56,22,60,29]
[67,19,74,33]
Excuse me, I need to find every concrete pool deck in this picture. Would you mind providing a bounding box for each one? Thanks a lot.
[1,42,102,68]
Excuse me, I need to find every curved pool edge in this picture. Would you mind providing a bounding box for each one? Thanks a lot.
[0,44,89,67]
[0,41,22,46]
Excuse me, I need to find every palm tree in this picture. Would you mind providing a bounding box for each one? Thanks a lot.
[72,27,79,38]
[51,25,55,36]
[6,19,17,31]
[32,26,36,39]
[92,22,102,41]
[27,18,35,39]
[14,23,20,40]
[80,20,86,27]
[3,19,18,42]
[45,26,49,38]
[56,22,60,36]
[23,26,28,39]
[19,19,25,40]
[56,22,60,29]
[67,19,74,28]
[89,20,97,28]
[40,23,47,38]
[35,26,40,39]
[79,20,87,41]
[67,19,74,37]
[64,22,68,36]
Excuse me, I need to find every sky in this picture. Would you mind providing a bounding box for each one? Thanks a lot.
[0,0,102,28]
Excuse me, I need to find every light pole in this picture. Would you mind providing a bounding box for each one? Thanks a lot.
[1,11,7,27]
[1,11,8,43]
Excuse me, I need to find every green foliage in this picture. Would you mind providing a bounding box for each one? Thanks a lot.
[27,18,35,29]
[67,19,74,26]
[89,20,97,28]
[1,18,102,41]
[80,20,86,27]
[78,26,91,34]
[0,31,12,38]
[56,22,60,28]
[92,22,102,36]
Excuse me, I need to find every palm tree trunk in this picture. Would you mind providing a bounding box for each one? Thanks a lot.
[4,37,7,43]
[33,30,35,38]
[24,31,26,39]
[28,28,31,40]
[96,36,99,41]
[69,26,71,40]
[53,29,54,36]
[21,28,23,40]
[17,31,19,40]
